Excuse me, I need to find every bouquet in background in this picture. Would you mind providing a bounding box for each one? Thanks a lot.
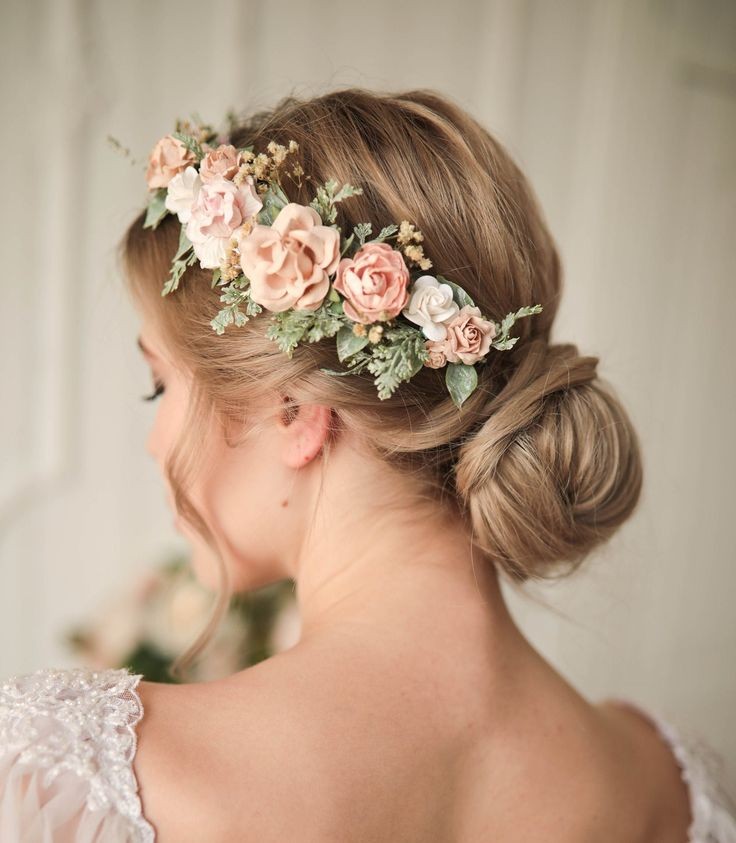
[64,553,300,683]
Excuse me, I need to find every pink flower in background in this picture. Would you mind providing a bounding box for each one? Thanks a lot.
[441,305,496,365]
[236,202,341,312]
[199,144,242,182]
[334,242,410,324]
[186,174,263,269]
[146,135,197,190]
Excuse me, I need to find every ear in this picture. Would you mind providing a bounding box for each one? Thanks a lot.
[278,396,333,469]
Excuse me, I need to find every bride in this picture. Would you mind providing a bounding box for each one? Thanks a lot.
[1,86,734,842]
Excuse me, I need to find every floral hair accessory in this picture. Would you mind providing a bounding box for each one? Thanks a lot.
[113,113,543,409]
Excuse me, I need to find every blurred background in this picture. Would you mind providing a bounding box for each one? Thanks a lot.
[1,0,734,790]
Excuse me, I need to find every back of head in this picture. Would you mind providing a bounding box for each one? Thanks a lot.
[121,86,643,592]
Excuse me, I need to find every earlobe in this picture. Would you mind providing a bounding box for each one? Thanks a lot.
[281,400,333,469]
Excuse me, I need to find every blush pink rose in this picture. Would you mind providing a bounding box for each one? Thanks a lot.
[333,242,410,324]
[185,175,263,269]
[236,203,341,312]
[441,305,497,365]
[199,144,241,182]
[146,135,197,190]
[424,341,448,368]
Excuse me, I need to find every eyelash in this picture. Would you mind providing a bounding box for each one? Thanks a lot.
[142,381,165,402]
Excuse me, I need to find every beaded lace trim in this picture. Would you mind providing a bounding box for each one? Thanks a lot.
[607,698,736,843]
[0,666,156,842]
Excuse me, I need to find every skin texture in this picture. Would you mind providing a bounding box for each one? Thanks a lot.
[132,318,693,843]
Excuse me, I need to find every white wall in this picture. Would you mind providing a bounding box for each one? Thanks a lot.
[1,0,734,789]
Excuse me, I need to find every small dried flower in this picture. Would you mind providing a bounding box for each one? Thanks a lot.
[368,325,384,343]
[352,322,368,337]
[403,244,433,270]
[266,141,288,165]
[220,236,244,282]
[397,220,424,246]
[252,153,271,179]
[233,162,255,185]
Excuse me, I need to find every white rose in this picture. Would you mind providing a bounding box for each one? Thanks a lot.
[401,275,460,341]
[165,165,202,223]
[190,235,228,270]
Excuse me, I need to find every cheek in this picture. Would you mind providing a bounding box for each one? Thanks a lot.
[146,407,168,464]
[146,383,190,475]
[194,429,285,532]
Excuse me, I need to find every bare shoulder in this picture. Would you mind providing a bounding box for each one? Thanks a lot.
[131,645,459,843]
[132,652,346,842]
[595,699,694,843]
[129,646,693,843]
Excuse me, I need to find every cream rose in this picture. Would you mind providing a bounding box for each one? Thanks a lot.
[442,305,497,365]
[185,174,263,269]
[333,242,410,324]
[164,165,202,223]
[199,144,241,182]
[236,202,341,312]
[146,135,197,190]
[402,275,460,341]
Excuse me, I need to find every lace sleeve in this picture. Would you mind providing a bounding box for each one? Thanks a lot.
[0,666,156,842]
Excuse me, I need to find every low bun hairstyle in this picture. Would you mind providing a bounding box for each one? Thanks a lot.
[455,338,642,582]
[120,86,643,678]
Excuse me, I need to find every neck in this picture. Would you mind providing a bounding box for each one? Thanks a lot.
[284,448,519,652]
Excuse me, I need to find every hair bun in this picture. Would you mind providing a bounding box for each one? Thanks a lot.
[454,338,642,581]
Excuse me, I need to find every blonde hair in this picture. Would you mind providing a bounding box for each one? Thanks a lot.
[118,86,643,681]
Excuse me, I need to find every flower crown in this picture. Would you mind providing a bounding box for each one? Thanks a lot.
[119,114,543,409]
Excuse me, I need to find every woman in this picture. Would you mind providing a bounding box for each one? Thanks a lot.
[1,87,734,842]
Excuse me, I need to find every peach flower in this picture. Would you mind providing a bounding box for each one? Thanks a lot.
[185,175,263,269]
[424,341,448,369]
[236,203,341,312]
[199,144,241,182]
[333,242,410,324]
[441,305,497,365]
[146,135,197,190]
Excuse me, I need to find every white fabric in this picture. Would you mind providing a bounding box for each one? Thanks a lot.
[0,667,154,842]
[1,667,735,842]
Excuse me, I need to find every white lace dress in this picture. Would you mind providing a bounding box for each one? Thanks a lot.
[0,667,735,842]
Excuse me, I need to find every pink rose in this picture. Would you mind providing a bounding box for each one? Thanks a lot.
[424,341,448,368]
[146,135,197,190]
[236,203,341,312]
[441,305,497,365]
[185,175,263,269]
[199,144,241,182]
[333,242,410,324]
